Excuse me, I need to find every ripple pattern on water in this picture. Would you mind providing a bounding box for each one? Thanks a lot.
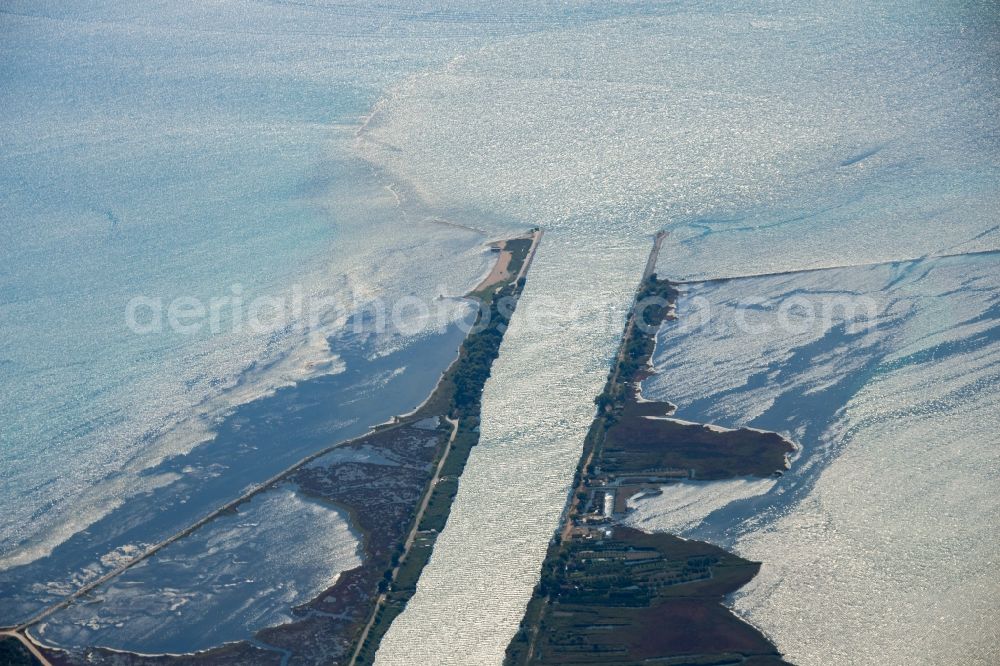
[641,254,1000,665]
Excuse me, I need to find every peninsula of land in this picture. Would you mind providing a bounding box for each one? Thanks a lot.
[505,235,793,665]
[19,230,541,666]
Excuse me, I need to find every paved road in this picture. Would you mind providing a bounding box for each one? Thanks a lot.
[1,630,53,666]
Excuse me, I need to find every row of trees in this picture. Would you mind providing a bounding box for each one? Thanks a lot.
[451,282,518,416]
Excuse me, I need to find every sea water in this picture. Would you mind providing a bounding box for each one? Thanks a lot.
[0,0,648,644]
[3,1,998,663]
[632,255,1000,664]
[1,0,531,629]
[0,0,488,578]
[361,2,999,664]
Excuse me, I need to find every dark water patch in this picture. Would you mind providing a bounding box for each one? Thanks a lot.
[0,321,469,626]
[649,318,892,546]
[839,145,883,167]
[670,267,1000,547]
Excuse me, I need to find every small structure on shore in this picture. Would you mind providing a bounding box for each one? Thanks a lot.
[602,490,615,517]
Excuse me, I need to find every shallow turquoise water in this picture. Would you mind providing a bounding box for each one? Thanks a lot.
[0,0,649,646]
[0,0,646,578]
[0,0,499,574]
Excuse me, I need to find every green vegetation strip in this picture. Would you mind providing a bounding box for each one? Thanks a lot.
[350,235,537,665]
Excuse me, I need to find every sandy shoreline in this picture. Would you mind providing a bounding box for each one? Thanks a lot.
[474,229,542,293]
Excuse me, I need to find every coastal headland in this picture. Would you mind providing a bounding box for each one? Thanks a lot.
[17,230,542,666]
[505,235,793,665]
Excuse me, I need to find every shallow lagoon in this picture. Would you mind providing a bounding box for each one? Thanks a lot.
[34,486,360,654]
